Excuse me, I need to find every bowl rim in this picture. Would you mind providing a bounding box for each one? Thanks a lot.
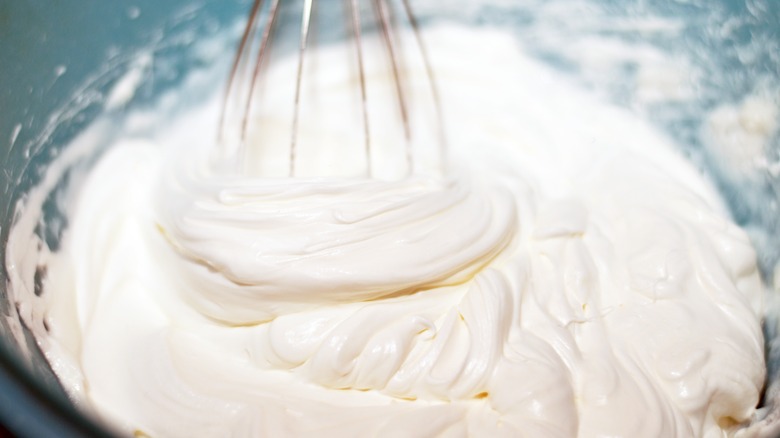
[0,340,112,438]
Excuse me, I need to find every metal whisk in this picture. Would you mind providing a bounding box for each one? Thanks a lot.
[217,0,445,179]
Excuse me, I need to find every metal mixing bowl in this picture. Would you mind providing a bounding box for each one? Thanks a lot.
[1,0,778,436]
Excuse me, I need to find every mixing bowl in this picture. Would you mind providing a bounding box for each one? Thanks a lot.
[1,0,778,436]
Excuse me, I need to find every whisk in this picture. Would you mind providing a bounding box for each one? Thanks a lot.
[217,0,445,179]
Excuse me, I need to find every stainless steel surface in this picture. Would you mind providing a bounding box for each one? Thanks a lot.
[0,1,778,436]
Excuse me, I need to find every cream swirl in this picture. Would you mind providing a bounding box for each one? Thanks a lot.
[156,169,516,324]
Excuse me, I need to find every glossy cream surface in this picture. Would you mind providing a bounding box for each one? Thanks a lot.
[10,25,766,437]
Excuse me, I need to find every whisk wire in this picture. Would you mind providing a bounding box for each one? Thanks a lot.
[401,0,447,171]
[220,0,444,178]
[241,0,281,146]
[218,0,264,148]
[349,0,372,177]
[289,0,315,176]
[374,0,413,173]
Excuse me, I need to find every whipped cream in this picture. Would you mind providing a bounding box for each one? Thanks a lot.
[8,25,766,437]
